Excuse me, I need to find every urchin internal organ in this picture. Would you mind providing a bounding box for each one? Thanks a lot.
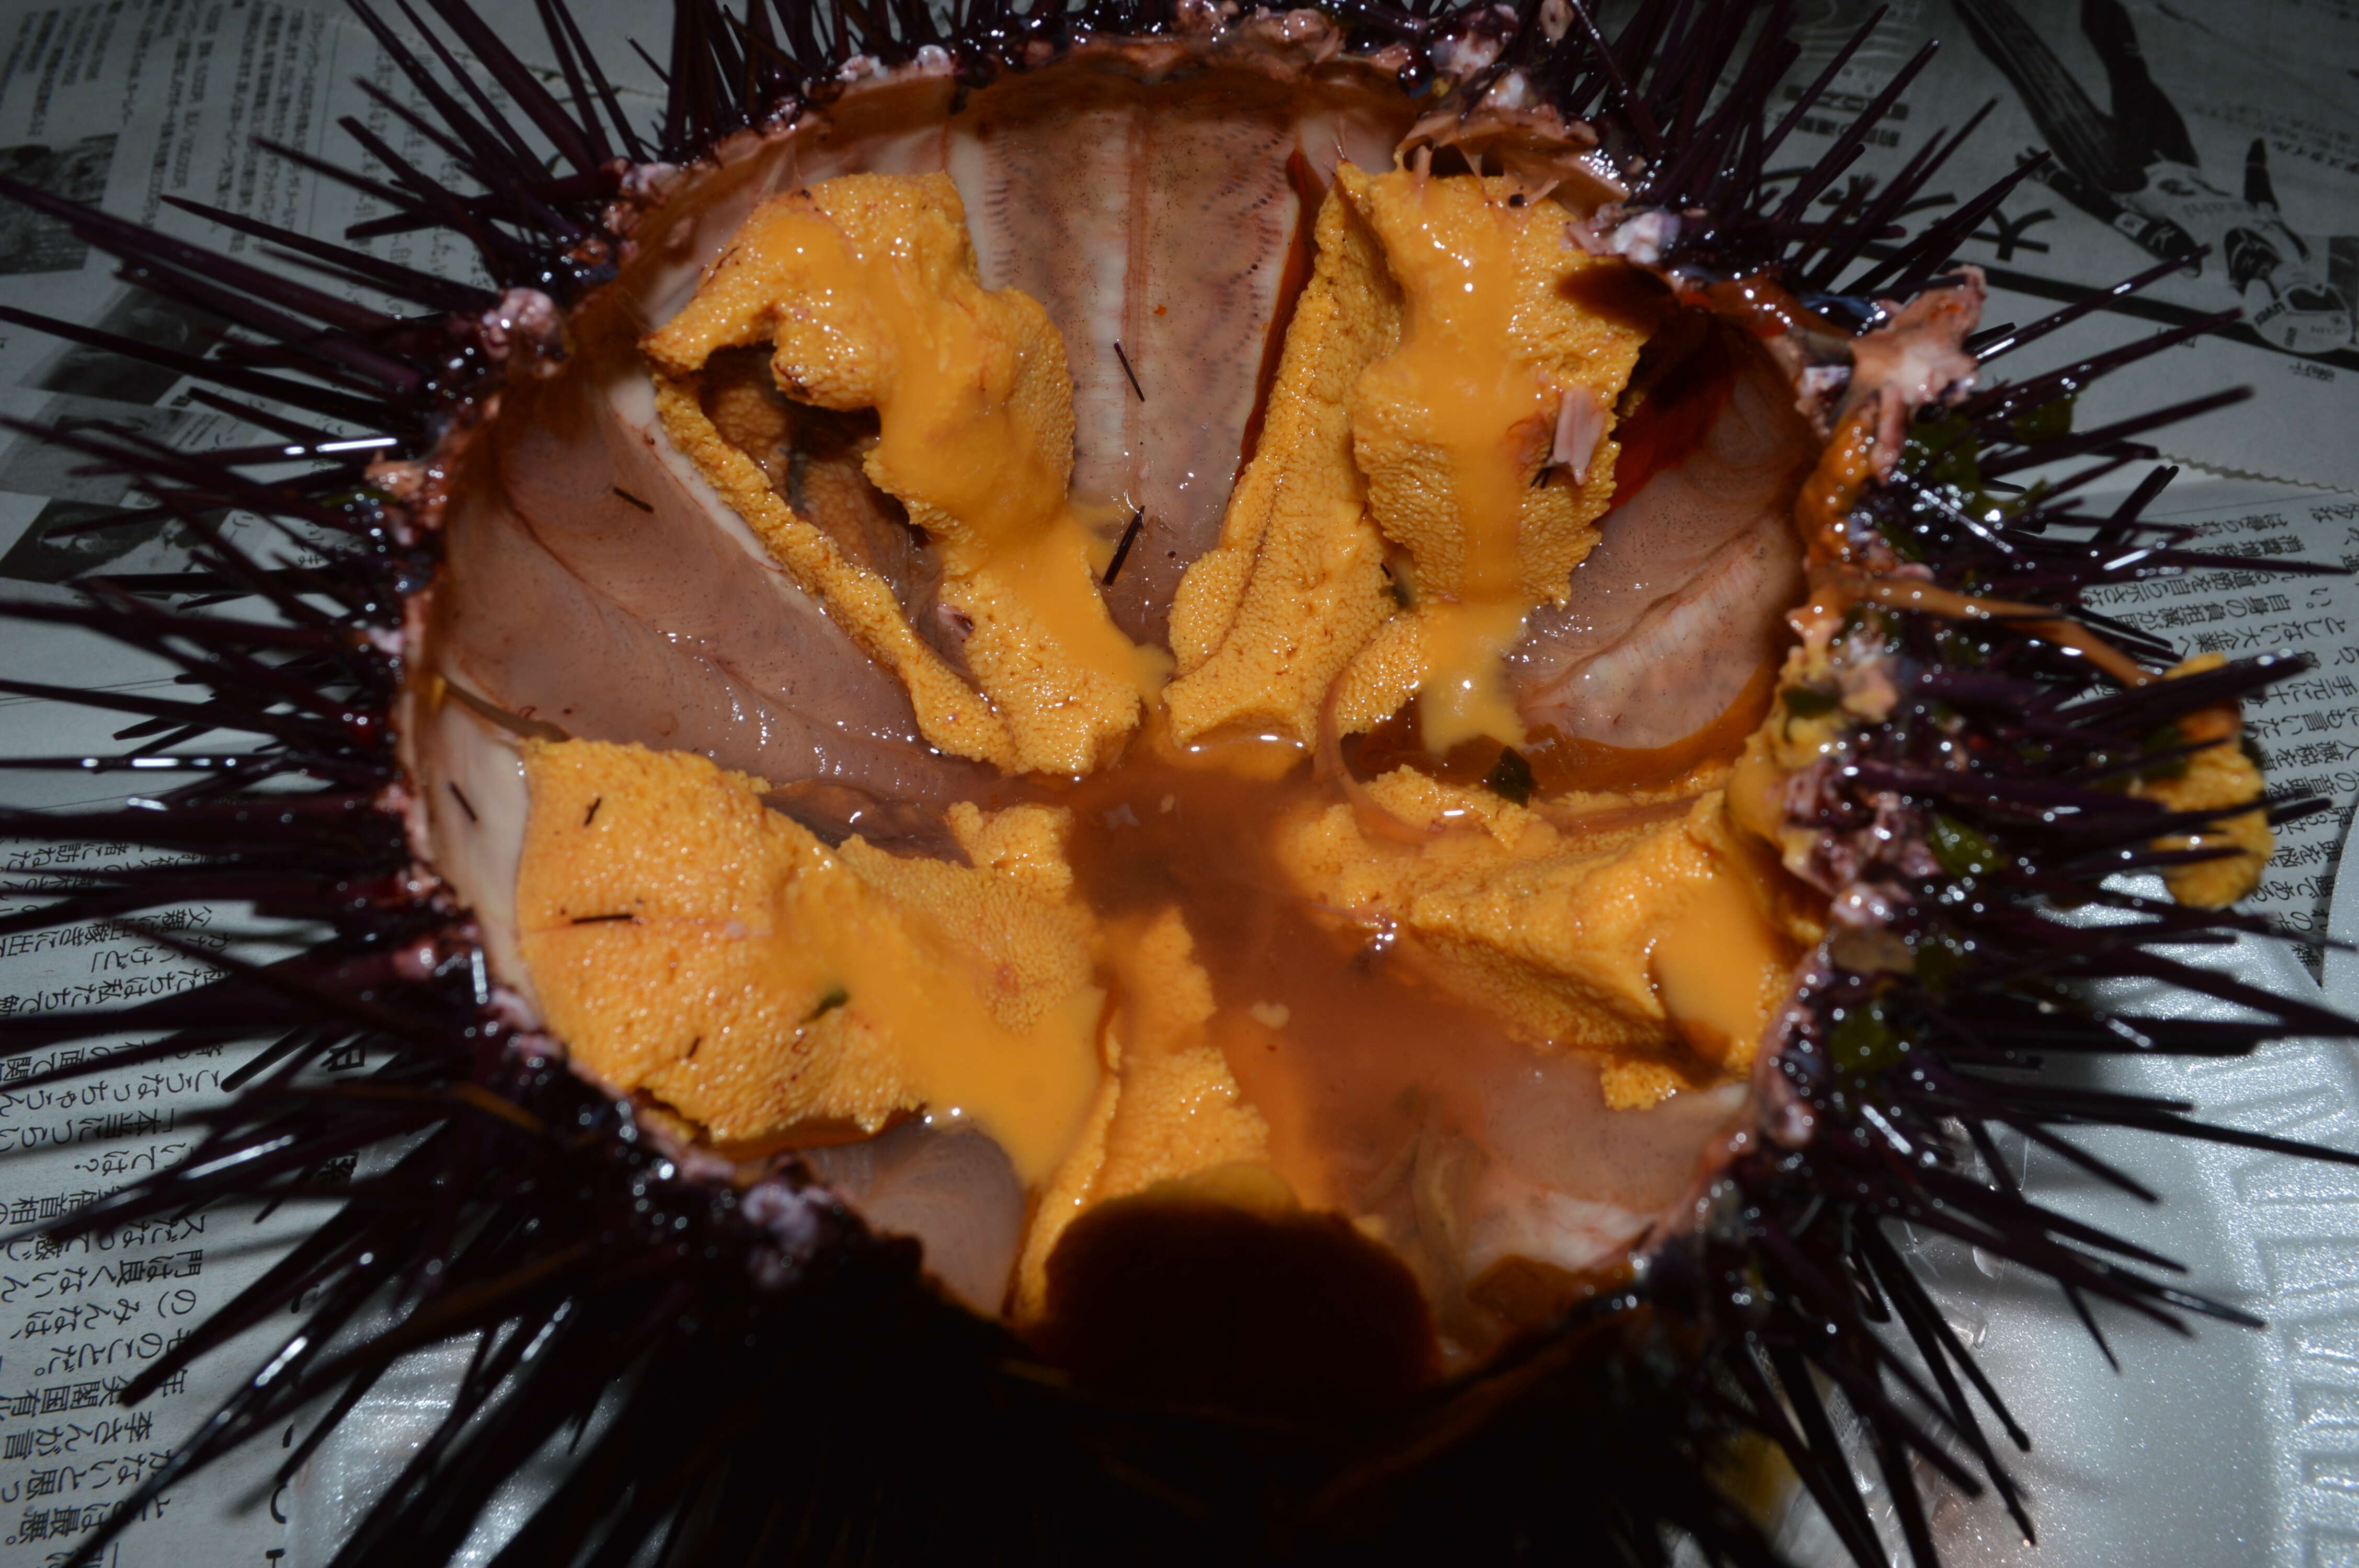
[1,3,2353,1567]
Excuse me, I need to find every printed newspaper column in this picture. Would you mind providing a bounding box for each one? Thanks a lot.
[0,425,353,1559]
[0,839,334,1566]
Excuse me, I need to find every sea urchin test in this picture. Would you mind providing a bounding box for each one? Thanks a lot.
[403,26,2272,1381]
[9,0,2350,1559]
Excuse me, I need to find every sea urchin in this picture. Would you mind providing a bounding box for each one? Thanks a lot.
[1,2,2353,1565]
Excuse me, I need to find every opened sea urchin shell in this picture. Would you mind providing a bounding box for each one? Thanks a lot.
[2,2,2353,1565]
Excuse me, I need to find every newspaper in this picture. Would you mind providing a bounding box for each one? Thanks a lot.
[1774,0,2359,492]
[0,2,2351,1565]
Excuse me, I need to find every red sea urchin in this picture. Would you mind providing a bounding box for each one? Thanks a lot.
[0,2,2354,1564]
